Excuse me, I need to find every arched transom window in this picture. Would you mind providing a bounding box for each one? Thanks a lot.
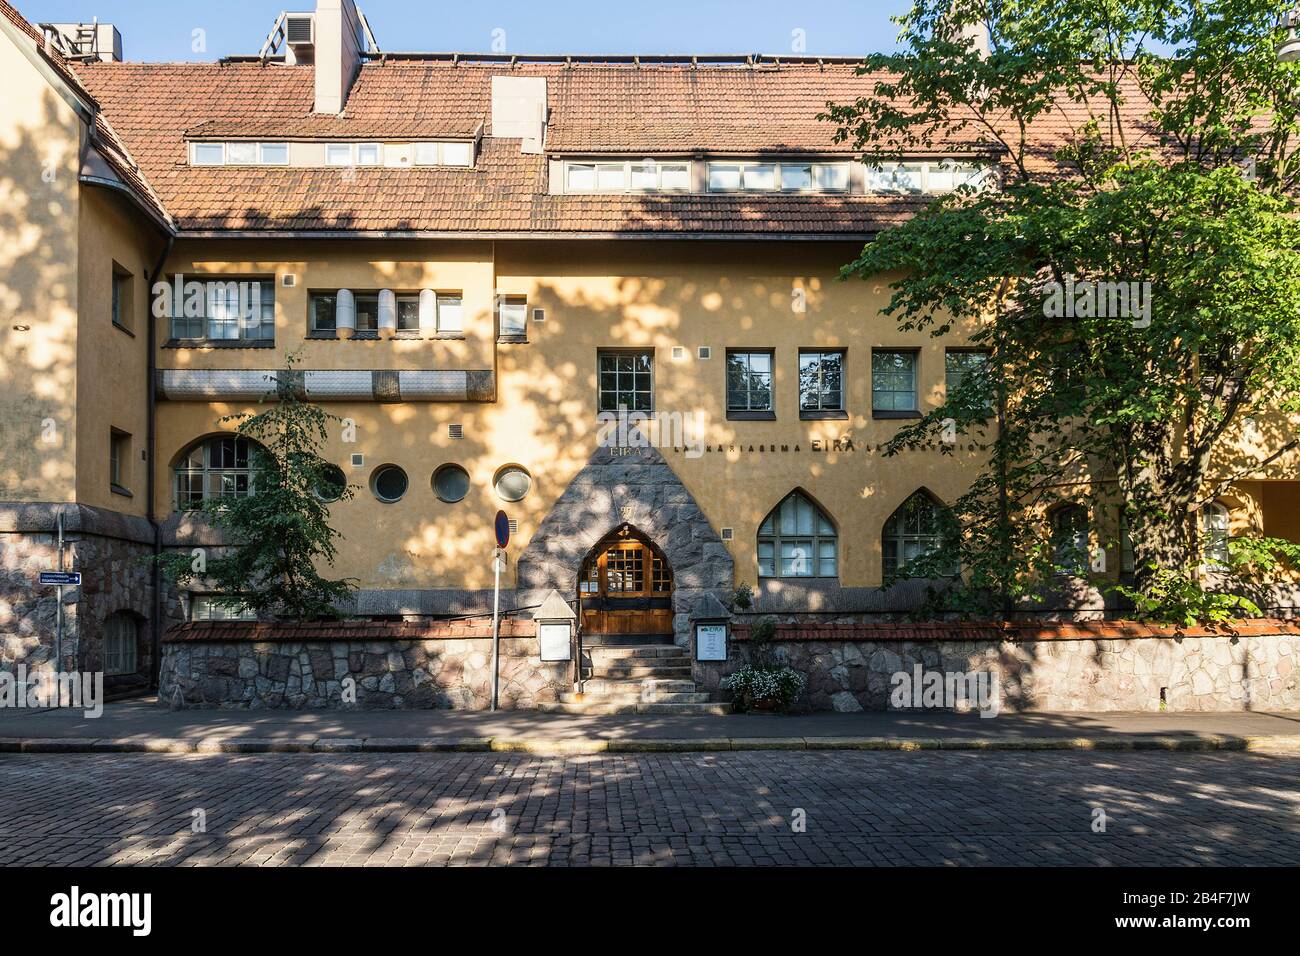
[882,491,955,578]
[758,492,837,578]
[174,435,255,511]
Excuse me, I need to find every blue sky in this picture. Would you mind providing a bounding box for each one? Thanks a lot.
[15,0,913,62]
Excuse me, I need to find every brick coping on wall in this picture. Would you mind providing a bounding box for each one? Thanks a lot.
[163,618,536,643]
[164,617,1300,645]
[730,618,1300,643]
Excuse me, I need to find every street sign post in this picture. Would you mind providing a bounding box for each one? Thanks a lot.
[490,511,509,711]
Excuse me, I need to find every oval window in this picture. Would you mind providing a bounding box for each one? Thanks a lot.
[371,465,408,503]
[433,464,470,503]
[314,464,347,502]
[494,466,532,502]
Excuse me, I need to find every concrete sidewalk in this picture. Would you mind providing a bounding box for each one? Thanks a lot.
[1,697,1298,754]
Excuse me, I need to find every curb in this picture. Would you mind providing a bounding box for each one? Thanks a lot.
[3,734,1299,755]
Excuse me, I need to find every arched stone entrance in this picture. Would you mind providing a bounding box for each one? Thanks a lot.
[578,524,674,637]
[516,445,733,648]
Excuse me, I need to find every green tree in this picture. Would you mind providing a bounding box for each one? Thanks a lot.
[824,0,1300,622]
[160,357,357,620]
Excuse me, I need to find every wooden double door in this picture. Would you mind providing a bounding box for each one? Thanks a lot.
[578,533,674,636]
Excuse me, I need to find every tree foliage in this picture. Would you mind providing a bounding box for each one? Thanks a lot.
[159,357,357,620]
[824,0,1300,621]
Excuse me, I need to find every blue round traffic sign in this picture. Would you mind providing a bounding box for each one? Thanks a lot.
[494,510,510,549]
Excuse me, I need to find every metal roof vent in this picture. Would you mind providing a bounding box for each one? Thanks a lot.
[448,424,464,439]
[286,14,315,46]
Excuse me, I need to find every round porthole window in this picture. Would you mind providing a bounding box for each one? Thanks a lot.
[371,465,408,503]
[314,463,347,502]
[432,464,470,503]
[494,466,532,502]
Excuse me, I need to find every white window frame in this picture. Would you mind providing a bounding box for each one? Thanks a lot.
[565,159,692,194]
[437,293,464,333]
[1200,502,1232,570]
[259,142,289,165]
[355,143,382,166]
[498,296,528,336]
[867,160,992,195]
[707,161,852,194]
[191,142,225,166]
[325,143,354,166]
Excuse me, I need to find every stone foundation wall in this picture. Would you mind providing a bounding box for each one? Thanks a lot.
[694,621,1300,713]
[160,620,569,709]
[0,504,163,686]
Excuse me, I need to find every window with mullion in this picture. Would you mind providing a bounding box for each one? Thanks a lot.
[798,350,845,413]
[726,350,773,413]
[598,350,654,413]
[169,277,274,343]
[757,491,838,579]
[872,350,918,412]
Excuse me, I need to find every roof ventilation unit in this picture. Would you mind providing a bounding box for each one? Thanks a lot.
[286,14,315,47]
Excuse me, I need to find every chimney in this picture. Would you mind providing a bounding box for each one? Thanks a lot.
[960,18,991,57]
[313,0,364,115]
[491,76,548,154]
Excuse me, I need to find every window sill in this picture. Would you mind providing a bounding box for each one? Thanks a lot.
[799,409,848,420]
[112,321,135,338]
[163,339,275,349]
[434,332,467,340]
[497,333,529,344]
[110,483,133,499]
[872,409,922,420]
[727,410,777,421]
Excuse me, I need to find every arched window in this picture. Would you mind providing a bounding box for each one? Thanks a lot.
[174,435,255,510]
[1050,504,1090,573]
[882,491,955,578]
[103,611,139,676]
[757,491,837,578]
[1200,502,1231,569]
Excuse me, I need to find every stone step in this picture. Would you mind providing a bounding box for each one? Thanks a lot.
[560,691,710,705]
[586,645,687,660]
[582,678,698,695]
[588,665,694,679]
[537,701,732,716]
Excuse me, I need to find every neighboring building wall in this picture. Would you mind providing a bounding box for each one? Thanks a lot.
[0,26,81,504]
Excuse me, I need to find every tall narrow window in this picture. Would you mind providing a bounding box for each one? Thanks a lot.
[111,265,132,331]
[437,294,463,333]
[1050,504,1090,574]
[798,350,845,416]
[757,491,838,578]
[1200,502,1231,569]
[872,350,919,414]
[103,612,138,676]
[110,429,131,493]
[598,350,654,412]
[726,350,774,416]
[882,491,955,579]
[945,350,991,414]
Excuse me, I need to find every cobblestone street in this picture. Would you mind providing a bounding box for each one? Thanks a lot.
[0,750,1296,866]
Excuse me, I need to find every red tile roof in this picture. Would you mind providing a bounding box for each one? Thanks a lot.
[5,0,1164,239]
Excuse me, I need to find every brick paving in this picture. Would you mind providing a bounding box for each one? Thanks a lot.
[0,751,1296,866]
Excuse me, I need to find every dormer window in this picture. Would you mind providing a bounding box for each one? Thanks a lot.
[867,160,991,195]
[706,161,850,193]
[189,142,289,167]
[565,160,691,193]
